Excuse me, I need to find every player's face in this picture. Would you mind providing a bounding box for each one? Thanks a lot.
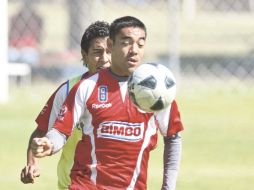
[82,37,111,74]
[108,27,146,76]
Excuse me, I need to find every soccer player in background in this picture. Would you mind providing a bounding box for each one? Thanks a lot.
[31,16,184,190]
[20,21,111,190]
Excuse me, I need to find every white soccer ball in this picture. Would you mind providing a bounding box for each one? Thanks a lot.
[128,63,176,112]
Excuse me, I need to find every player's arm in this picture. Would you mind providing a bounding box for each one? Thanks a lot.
[32,79,87,157]
[21,82,68,183]
[161,134,182,190]
[27,129,47,163]
[21,128,46,184]
[31,128,67,158]
[155,101,184,190]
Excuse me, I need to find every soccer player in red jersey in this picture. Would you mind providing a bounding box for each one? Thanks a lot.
[20,21,111,190]
[31,16,184,190]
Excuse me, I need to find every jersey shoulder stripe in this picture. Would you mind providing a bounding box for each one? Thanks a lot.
[36,72,89,132]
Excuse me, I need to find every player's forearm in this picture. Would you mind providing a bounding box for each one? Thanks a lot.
[27,148,39,165]
[161,134,182,190]
[27,129,45,165]
[46,128,67,154]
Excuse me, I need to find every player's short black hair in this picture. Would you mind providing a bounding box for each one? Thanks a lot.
[81,21,110,53]
[109,16,147,41]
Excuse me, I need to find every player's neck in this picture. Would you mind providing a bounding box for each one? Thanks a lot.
[109,68,129,82]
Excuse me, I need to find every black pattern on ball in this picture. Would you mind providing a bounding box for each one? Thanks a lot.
[165,76,175,89]
[127,63,176,112]
[150,96,164,111]
[138,75,157,89]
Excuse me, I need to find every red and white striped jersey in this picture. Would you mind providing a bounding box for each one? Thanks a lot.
[35,73,89,132]
[53,68,183,190]
[35,72,90,189]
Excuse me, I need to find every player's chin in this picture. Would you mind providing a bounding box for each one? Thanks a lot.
[127,67,137,75]
[127,63,140,72]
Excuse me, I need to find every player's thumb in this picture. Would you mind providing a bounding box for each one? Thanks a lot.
[33,170,40,178]
[35,144,53,158]
[32,137,44,146]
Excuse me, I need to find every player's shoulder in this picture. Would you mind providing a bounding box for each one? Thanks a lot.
[73,69,110,94]
[67,72,89,91]
[68,72,90,82]
[69,69,110,92]
[79,69,108,85]
[50,80,69,99]
[52,73,85,98]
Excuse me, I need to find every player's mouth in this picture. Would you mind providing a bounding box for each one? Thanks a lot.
[127,58,138,65]
[97,64,109,70]
[97,66,106,70]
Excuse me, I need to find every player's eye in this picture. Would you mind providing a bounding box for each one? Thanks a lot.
[122,41,130,46]
[138,40,145,48]
[93,50,103,55]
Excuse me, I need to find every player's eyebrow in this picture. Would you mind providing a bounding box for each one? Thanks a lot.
[120,36,146,42]
[93,46,104,50]
[120,36,132,40]
[92,44,105,50]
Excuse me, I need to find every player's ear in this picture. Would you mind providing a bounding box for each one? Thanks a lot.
[81,49,88,66]
[107,38,113,52]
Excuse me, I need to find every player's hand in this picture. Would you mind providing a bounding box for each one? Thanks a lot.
[31,137,53,158]
[20,164,40,184]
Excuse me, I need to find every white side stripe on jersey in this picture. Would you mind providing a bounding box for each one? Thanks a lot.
[80,107,98,184]
[89,131,97,184]
[72,74,99,184]
[127,116,157,190]
[155,104,172,136]
[48,83,68,131]
[73,73,98,131]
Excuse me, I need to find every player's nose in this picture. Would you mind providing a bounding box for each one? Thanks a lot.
[100,52,111,67]
[129,43,139,55]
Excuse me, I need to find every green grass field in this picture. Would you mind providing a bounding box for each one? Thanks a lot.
[0,82,253,190]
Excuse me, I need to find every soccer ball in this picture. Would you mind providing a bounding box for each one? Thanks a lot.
[128,63,176,112]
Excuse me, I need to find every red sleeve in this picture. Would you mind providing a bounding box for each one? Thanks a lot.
[53,80,82,136]
[35,82,67,132]
[167,100,184,136]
